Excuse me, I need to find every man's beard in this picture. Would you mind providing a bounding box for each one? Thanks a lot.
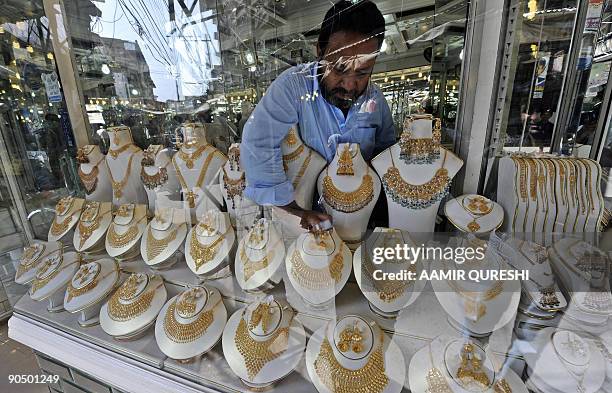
[320,83,360,111]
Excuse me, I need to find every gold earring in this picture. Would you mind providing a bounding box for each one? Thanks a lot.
[176,289,197,315]
[336,145,354,176]
[338,327,352,352]
[249,302,272,333]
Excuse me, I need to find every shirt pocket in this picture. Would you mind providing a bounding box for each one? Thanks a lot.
[350,126,376,160]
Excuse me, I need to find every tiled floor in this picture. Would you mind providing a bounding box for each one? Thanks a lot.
[0,321,48,393]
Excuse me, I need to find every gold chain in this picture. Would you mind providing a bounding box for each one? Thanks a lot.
[146,224,182,260]
[190,228,229,270]
[291,149,312,189]
[314,331,388,393]
[234,317,290,379]
[173,148,219,208]
[282,144,305,171]
[162,298,221,343]
[78,157,105,194]
[240,244,272,281]
[177,144,209,169]
[50,214,75,237]
[107,281,163,322]
[290,248,343,290]
[322,168,374,213]
[108,154,135,199]
[107,217,145,248]
[108,143,134,159]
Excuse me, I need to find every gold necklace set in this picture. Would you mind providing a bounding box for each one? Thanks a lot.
[77,203,111,248]
[282,144,305,171]
[30,250,78,294]
[447,275,503,321]
[66,262,116,302]
[517,241,560,309]
[222,167,245,209]
[163,294,221,343]
[361,244,415,303]
[146,223,185,261]
[290,248,344,290]
[107,275,162,322]
[16,244,46,279]
[108,153,136,199]
[399,115,441,165]
[459,195,494,232]
[140,161,169,190]
[382,149,450,209]
[177,144,209,169]
[78,156,105,194]
[322,167,374,213]
[173,145,224,208]
[107,213,146,249]
[240,244,273,281]
[234,313,291,379]
[190,227,230,270]
[108,143,133,159]
[314,330,388,393]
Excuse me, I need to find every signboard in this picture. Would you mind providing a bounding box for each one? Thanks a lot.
[533,53,550,99]
[113,72,128,99]
[585,0,604,33]
[41,72,62,103]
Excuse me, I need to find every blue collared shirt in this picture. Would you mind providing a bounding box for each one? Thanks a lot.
[242,62,396,206]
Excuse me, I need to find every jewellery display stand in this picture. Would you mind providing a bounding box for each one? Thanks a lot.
[155,285,227,361]
[141,207,188,269]
[185,210,236,277]
[431,245,521,336]
[73,201,113,253]
[353,228,426,318]
[48,197,85,242]
[282,126,326,210]
[219,143,257,225]
[444,195,504,234]
[285,229,352,307]
[14,241,61,285]
[306,315,406,393]
[63,258,120,327]
[77,145,113,201]
[235,217,285,292]
[105,126,147,206]
[409,336,528,393]
[318,143,380,246]
[372,144,463,234]
[99,273,167,340]
[105,204,148,260]
[29,250,81,313]
[222,298,306,390]
[524,328,606,393]
[140,145,180,212]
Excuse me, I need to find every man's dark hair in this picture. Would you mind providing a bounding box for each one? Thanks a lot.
[317,0,386,55]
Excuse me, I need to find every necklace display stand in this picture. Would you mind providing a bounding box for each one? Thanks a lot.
[105,126,147,207]
[77,145,112,201]
[73,201,113,254]
[105,204,148,260]
[222,297,305,390]
[305,315,406,393]
[140,145,180,212]
[141,207,188,270]
[444,195,504,234]
[48,196,84,243]
[63,258,120,327]
[14,241,62,285]
[317,143,380,247]
[353,228,426,318]
[29,250,81,313]
[219,143,257,226]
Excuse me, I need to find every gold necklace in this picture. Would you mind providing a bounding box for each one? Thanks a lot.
[290,248,343,290]
[234,317,290,379]
[190,228,229,270]
[107,216,146,248]
[222,167,245,209]
[240,244,272,281]
[173,148,219,208]
[426,342,452,393]
[291,149,312,189]
[108,154,135,199]
[108,143,134,159]
[162,298,221,343]
[322,167,374,213]
[314,331,388,393]
[50,213,75,236]
[177,144,209,169]
[146,224,183,260]
[77,208,110,248]
[30,251,79,294]
[382,150,450,209]
[78,157,105,194]
[66,264,115,302]
[361,247,414,302]
[446,277,503,321]
[16,244,46,279]
[282,144,305,171]
[140,164,169,190]
[107,280,163,322]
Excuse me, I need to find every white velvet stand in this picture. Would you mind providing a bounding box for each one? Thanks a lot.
[409,336,528,393]
[48,197,84,242]
[305,316,406,393]
[155,286,227,361]
[218,143,257,225]
[29,251,81,313]
[222,298,305,389]
[285,229,351,307]
[141,207,188,269]
[353,228,426,317]
[78,145,113,201]
[73,201,113,253]
[140,145,180,212]
[235,218,285,292]
[444,195,504,234]
[524,328,606,393]
[282,126,326,210]
[99,273,167,340]
[317,143,380,245]
[105,125,147,206]
[63,258,120,327]
[372,145,463,234]
[105,204,148,260]
[14,241,61,285]
[185,210,236,277]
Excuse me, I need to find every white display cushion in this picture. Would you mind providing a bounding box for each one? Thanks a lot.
[305,319,406,393]
[141,222,188,267]
[99,273,167,338]
[64,258,120,314]
[408,336,528,393]
[185,212,236,276]
[222,301,306,385]
[444,194,504,234]
[29,250,81,302]
[155,286,227,360]
[73,202,113,252]
[524,327,606,393]
[235,221,285,291]
[15,241,61,285]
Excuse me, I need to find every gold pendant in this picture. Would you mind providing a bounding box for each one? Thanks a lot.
[186,191,196,209]
[467,220,480,232]
[336,144,354,176]
[234,317,289,379]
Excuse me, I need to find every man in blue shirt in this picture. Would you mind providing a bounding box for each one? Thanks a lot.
[242,0,395,229]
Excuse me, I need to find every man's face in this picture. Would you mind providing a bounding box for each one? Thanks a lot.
[318,31,380,111]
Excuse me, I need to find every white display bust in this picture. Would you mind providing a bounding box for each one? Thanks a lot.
[77,145,112,201]
[219,143,257,222]
[282,126,326,210]
[140,145,180,212]
[317,143,381,245]
[141,206,188,268]
[73,201,113,253]
[48,196,85,242]
[105,203,148,259]
[185,210,236,276]
[444,194,504,234]
[105,125,147,206]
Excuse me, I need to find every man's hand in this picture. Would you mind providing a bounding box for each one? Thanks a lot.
[280,201,332,231]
